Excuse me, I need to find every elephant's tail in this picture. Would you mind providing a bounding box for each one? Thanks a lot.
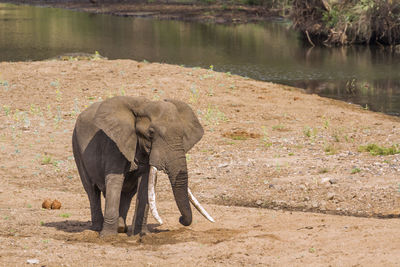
[72,128,91,187]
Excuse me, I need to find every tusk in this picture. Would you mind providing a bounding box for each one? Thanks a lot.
[148,166,163,225]
[188,188,215,223]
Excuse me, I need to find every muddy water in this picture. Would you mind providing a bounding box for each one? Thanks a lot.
[1,3,400,116]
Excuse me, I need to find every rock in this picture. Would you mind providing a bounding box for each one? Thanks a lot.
[329,179,338,184]
[256,200,263,206]
[27,259,39,264]
[327,192,335,200]
[42,199,52,209]
[321,177,330,184]
[51,199,62,209]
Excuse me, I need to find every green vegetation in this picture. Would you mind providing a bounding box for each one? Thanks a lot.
[292,0,400,46]
[272,124,286,131]
[41,154,53,165]
[324,144,337,155]
[351,167,361,174]
[204,104,227,125]
[261,126,272,148]
[318,167,329,174]
[59,213,71,218]
[358,144,400,156]
[303,126,317,139]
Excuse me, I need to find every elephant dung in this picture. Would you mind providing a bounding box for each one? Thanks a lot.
[51,199,62,209]
[42,199,52,209]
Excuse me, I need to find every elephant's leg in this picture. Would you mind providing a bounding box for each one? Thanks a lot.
[101,173,125,236]
[87,185,103,231]
[73,151,103,231]
[131,168,150,236]
[118,189,136,233]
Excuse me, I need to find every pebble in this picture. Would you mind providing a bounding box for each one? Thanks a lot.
[329,179,338,184]
[321,177,330,183]
[27,259,39,265]
[327,192,335,200]
[218,163,229,168]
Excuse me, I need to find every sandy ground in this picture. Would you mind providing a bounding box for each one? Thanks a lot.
[0,58,400,266]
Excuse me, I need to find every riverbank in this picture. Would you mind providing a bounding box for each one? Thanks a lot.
[1,58,400,265]
[292,0,400,46]
[0,0,287,24]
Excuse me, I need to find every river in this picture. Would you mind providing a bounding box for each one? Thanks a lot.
[1,3,400,116]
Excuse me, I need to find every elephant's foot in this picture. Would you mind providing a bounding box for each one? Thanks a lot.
[117,217,127,233]
[100,222,118,237]
[90,222,103,232]
[139,227,150,237]
[100,228,118,237]
[128,223,150,236]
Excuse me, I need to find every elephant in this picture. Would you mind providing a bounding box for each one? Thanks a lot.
[72,96,214,236]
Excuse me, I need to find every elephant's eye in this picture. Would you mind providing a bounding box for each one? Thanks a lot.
[148,127,155,139]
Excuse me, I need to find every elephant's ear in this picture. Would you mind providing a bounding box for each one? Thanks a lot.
[165,99,204,152]
[94,96,148,164]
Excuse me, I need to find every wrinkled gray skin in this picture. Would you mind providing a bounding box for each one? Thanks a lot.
[72,96,203,236]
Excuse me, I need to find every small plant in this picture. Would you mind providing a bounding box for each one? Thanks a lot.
[3,105,10,116]
[358,144,400,156]
[303,126,312,138]
[351,167,361,174]
[50,80,59,87]
[303,126,318,139]
[55,89,62,102]
[53,106,62,127]
[120,87,126,96]
[204,104,227,125]
[324,144,337,155]
[323,119,330,129]
[332,132,340,142]
[189,84,199,104]
[41,154,53,165]
[92,51,102,60]
[272,124,286,131]
[73,98,80,116]
[318,168,329,174]
[59,213,70,218]
[261,126,272,148]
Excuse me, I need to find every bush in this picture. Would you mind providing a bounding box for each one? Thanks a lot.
[292,0,400,46]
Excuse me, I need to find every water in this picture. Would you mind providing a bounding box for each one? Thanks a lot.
[1,3,400,116]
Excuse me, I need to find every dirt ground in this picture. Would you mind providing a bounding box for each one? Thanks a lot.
[0,58,400,266]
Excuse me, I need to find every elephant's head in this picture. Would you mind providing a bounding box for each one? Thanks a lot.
[93,96,213,227]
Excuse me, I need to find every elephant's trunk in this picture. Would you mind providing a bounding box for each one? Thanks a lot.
[170,167,192,226]
[149,145,214,226]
